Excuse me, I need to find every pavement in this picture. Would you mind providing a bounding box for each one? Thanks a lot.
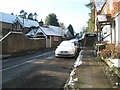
[64,34,120,89]
[75,47,112,88]
[65,46,119,89]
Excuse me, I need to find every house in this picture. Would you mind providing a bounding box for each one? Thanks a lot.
[26,25,62,48]
[48,25,74,39]
[26,25,74,48]
[49,25,73,39]
[95,0,120,44]
[0,12,39,37]
[41,26,62,48]
[64,29,74,39]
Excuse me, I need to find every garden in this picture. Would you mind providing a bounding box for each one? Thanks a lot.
[97,42,120,78]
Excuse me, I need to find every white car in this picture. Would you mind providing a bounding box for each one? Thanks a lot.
[55,41,77,57]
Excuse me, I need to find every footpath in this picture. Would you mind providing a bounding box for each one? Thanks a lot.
[65,46,119,89]
[75,46,119,88]
[64,36,119,89]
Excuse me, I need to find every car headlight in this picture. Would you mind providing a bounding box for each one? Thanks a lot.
[69,51,75,54]
[55,50,61,54]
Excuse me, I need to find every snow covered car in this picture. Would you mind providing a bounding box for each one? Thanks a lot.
[69,39,81,52]
[86,33,96,37]
[55,41,78,57]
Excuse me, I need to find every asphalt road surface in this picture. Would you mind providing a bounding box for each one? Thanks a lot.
[2,50,77,88]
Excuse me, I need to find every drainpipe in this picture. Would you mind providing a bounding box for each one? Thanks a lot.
[110,22,112,44]
[97,26,99,44]
[22,14,24,26]
[100,27,102,44]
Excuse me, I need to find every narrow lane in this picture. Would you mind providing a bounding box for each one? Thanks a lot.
[2,51,54,84]
[2,53,77,88]
[2,51,54,71]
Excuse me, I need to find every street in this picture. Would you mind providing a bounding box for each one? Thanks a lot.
[2,36,119,89]
[1,0,120,89]
[2,49,77,88]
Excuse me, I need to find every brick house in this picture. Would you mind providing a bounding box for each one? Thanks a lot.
[0,12,39,37]
[36,26,62,48]
[26,25,62,48]
[95,0,120,44]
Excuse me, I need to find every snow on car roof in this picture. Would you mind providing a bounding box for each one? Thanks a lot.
[70,38,78,42]
[60,41,74,46]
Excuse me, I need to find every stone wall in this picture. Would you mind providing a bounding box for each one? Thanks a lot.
[1,32,46,54]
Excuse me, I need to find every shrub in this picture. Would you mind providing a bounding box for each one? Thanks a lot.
[100,44,120,59]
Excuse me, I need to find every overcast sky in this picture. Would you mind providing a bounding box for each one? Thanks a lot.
[0,0,91,32]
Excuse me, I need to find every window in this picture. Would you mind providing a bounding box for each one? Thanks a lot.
[54,37,59,41]
[109,0,113,11]
[47,36,50,39]
[14,21,23,31]
[19,25,23,30]
[17,24,22,30]
[104,6,107,14]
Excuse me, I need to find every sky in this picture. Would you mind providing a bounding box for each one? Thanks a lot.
[0,0,91,33]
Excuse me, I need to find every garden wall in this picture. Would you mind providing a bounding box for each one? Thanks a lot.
[0,32,46,54]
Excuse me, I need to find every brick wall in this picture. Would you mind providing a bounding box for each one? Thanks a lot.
[1,32,46,54]
[110,1,119,17]
[51,36,62,48]
[101,1,120,17]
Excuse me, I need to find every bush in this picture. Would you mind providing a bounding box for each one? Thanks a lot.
[100,44,120,59]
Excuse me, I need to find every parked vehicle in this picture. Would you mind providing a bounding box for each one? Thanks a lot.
[55,40,78,58]
[70,38,81,52]
[86,33,97,37]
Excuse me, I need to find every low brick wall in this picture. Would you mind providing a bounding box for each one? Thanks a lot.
[1,32,46,54]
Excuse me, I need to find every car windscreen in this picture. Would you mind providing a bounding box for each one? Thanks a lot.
[59,42,74,47]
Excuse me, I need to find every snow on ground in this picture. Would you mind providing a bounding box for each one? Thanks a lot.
[64,51,83,88]
[109,59,120,68]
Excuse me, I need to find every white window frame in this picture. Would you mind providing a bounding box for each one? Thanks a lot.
[104,6,107,14]
[109,0,113,11]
